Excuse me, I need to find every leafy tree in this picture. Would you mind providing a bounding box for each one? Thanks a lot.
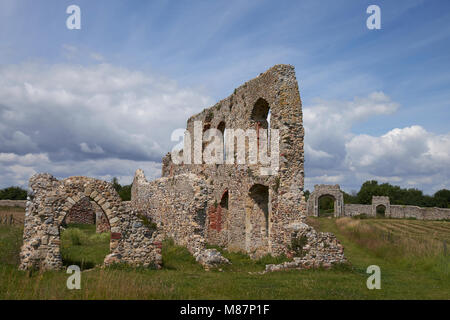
[303,190,310,201]
[0,186,27,200]
[110,177,131,201]
[434,189,450,208]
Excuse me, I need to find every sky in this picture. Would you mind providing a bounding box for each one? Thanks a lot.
[0,0,449,195]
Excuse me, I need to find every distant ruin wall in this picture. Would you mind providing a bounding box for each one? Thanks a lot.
[390,205,450,220]
[344,204,373,217]
[307,185,450,220]
[0,200,27,208]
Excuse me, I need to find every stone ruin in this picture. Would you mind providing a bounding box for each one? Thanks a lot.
[63,196,110,233]
[20,64,347,272]
[307,184,450,220]
[20,174,162,271]
[132,65,346,270]
[307,185,345,217]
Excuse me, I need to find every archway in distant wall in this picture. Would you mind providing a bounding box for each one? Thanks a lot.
[376,205,386,218]
[318,194,336,217]
[245,184,270,256]
[19,173,161,271]
[372,196,390,217]
[306,185,344,217]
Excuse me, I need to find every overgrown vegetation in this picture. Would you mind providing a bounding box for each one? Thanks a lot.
[290,234,308,257]
[0,186,27,200]
[60,224,110,270]
[136,214,157,231]
[111,177,132,201]
[0,205,449,299]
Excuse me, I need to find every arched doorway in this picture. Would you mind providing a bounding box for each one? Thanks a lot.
[20,174,161,271]
[245,184,270,256]
[376,205,386,218]
[60,196,111,270]
[318,195,336,217]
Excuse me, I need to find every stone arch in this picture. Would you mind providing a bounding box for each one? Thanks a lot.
[245,184,270,256]
[306,184,344,217]
[372,196,390,217]
[217,121,226,163]
[19,173,162,271]
[376,204,386,217]
[317,194,337,217]
[251,98,270,129]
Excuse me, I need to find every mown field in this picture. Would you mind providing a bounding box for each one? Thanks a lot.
[0,206,449,299]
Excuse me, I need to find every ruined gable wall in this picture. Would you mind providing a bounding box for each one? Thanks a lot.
[160,64,305,257]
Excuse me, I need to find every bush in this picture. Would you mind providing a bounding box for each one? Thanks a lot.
[290,234,308,257]
[61,228,85,246]
[0,187,27,200]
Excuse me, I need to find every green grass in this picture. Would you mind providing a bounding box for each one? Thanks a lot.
[0,217,449,299]
[60,224,110,270]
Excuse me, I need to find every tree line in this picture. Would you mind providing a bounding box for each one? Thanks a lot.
[2,179,449,208]
[0,177,132,202]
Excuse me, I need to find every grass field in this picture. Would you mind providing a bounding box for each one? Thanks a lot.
[0,206,448,299]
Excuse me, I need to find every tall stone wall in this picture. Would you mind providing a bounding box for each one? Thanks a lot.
[132,65,347,271]
[157,64,306,258]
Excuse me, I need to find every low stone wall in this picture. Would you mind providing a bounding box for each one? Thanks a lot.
[344,204,373,217]
[265,220,347,272]
[0,200,27,208]
[20,173,162,271]
[131,169,229,269]
[390,205,450,220]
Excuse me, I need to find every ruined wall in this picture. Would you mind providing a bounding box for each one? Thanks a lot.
[0,200,27,208]
[131,169,229,268]
[307,186,450,220]
[92,201,110,233]
[390,205,450,220]
[157,64,306,258]
[64,197,95,224]
[20,173,162,271]
[306,185,345,217]
[266,221,346,272]
[344,204,373,217]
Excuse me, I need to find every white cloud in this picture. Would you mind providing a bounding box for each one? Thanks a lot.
[304,93,449,194]
[0,60,212,188]
[345,125,450,176]
[0,152,161,188]
[0,61,212,163]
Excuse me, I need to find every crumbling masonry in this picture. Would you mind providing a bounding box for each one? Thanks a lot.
[132,65,346,270]
[20,64,347,271]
